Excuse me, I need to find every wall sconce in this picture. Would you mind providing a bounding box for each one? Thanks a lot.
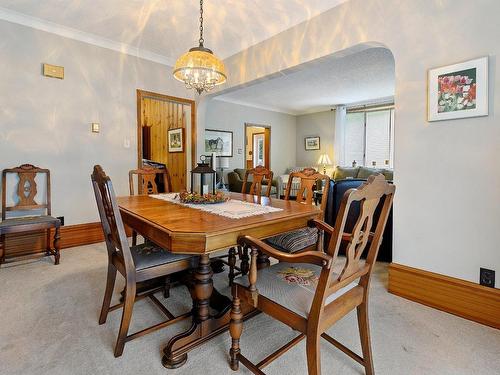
[91,123,100,133]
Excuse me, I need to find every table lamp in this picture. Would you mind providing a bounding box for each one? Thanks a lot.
[317,154,332,174]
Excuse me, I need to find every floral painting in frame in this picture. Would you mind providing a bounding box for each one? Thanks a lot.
[428,56,488,121]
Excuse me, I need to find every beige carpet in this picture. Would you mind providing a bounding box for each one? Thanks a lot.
[0,243,499,375]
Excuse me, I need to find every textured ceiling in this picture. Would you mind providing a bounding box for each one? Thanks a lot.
[214,47,395,115]
[0,0,349,65]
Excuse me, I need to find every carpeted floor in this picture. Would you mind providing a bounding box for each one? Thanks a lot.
[0,243,499,375]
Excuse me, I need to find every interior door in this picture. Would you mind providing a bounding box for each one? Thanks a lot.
[252,133,265,167]
[138,91,194,191]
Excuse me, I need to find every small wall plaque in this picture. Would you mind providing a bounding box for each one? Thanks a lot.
[42,63,64,79]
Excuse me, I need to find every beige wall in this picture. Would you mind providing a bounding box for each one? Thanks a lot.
[0,20,193,225]
[296,110,335,174]
[217,0,500,285]
[202,99,296,177]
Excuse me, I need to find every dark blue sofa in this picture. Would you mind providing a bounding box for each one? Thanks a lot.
[324,179,393,262]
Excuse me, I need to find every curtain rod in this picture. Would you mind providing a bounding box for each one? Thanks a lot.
[346,102,395,113]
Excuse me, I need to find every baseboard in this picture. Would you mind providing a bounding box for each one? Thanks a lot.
[388,263,500,329]
[3,222,105,259]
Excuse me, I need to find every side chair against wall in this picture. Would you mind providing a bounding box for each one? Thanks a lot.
[0,164,61,265]
[226,166,274,285]
[229,174,395,375]
[263,168,330,257]
[92,165,195,357]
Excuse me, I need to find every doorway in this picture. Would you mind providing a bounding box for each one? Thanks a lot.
[245,124,270,170]
[136,90,196,191]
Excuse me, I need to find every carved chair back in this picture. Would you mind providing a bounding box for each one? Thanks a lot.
[92,165,135,275]
[128,167,172,196]
[1,164,51,220]
[310,174,395,320]
[242,166,274,197]
[285,167,330,217]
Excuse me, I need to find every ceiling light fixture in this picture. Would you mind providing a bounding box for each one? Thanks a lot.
[173,0,227,94]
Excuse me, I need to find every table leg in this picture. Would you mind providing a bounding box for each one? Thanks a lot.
[162,254,213,368]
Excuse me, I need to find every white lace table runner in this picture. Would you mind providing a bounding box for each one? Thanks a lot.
[150,193,283,219]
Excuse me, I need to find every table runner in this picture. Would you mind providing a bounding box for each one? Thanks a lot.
[150,193,283,219]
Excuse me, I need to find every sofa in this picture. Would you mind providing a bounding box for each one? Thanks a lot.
[277,165,393,198]
[227,168,279,196]
[332,166,393,181]
[324,178,393,262]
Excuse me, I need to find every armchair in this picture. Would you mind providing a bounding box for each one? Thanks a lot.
[229,174,395,375]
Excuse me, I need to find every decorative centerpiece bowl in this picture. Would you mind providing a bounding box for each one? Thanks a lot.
[177,191,229,204]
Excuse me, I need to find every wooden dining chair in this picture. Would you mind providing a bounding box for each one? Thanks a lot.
[92,165,196,357]
[229,174,395,375]
[263,168,330,256]
[241,166,274,198]
[224,166,275,284]
[0,164,61,265]
[128,167,172,246]
[129,166,175,298]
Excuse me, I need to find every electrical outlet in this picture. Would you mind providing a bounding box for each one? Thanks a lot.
[57,216,65,226]
[479,268,495,288]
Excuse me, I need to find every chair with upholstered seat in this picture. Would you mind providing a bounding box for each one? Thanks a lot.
[229,174,395,375]
[128,166,172,246]
[92,165,196,357]
[0,164,61,265]
[225,166,275,284]
[241,166,274,198]
[264,168,330,256]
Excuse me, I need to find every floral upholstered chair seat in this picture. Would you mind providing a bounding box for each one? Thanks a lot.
[234,262,358,318]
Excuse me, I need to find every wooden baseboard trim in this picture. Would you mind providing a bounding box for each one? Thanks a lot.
[388,263,500,329]
[3,222,106,260]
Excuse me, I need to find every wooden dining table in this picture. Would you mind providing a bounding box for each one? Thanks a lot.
[117,192,321,368]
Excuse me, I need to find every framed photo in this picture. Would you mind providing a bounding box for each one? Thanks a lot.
[428,56,488,122]
[304,136,320,151]
[205,129,233,157]
[167,127,184,153]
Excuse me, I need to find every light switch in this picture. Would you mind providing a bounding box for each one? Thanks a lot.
[123,138,131,148]
[237,148,243,154]
[91,123,100,133]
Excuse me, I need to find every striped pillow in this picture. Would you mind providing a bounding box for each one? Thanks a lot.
[266,227,318,253]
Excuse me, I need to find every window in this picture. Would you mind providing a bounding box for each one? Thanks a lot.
[344,106,394,168]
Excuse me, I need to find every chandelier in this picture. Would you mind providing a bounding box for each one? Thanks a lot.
[173,0,227,94]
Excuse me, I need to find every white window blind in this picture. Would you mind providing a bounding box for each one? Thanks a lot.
[344,112,365,166]
[344,107,394,168]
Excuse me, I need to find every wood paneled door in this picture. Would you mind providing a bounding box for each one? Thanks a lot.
[137,90,196,192]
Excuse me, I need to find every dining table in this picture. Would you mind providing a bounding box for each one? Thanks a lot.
[117,191,322,368]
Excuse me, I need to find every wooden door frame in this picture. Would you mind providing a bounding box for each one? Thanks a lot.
[244,123,271,170]
[136,89,197,169]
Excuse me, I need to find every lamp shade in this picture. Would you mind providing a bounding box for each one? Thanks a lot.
[219,157,230,169]
[317,154,332,165]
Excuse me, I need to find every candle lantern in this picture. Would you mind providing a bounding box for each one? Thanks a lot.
[190,155,216,195]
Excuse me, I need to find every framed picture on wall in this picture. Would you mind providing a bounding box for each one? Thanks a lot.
[428,56,488,122]
[205,129,233,157]
[167,127,184,153]
[304,136,320,151]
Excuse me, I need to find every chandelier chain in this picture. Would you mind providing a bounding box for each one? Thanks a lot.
[199,0,204,46]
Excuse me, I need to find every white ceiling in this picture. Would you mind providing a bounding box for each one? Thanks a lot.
[213,47,395,115]
[0,0,349,66]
